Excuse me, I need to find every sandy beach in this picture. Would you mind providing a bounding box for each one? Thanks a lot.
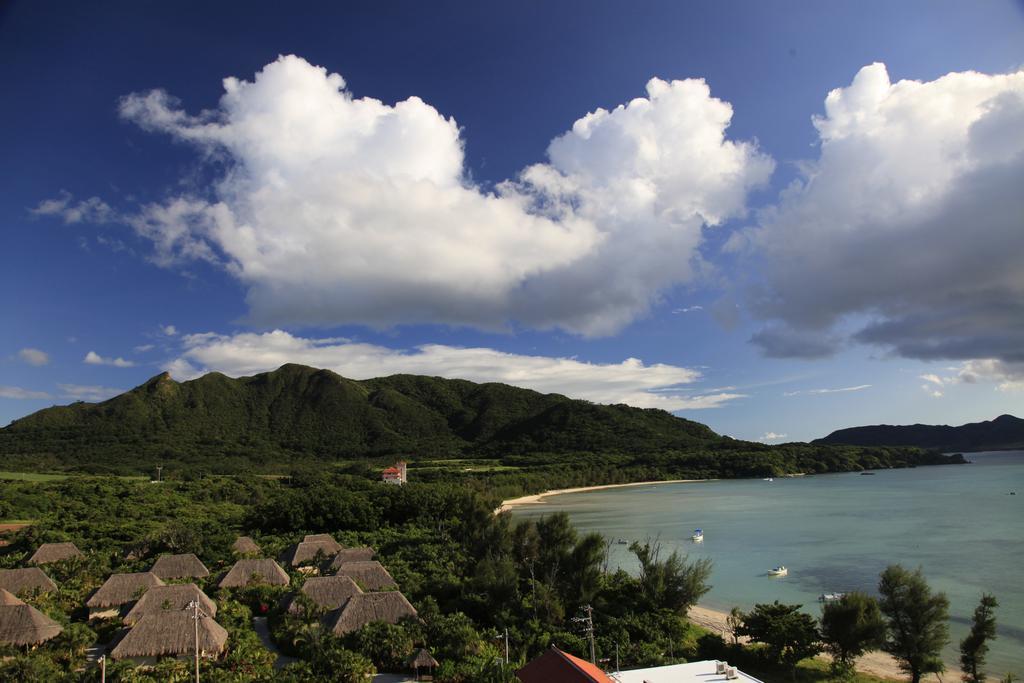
[496,479,705,513]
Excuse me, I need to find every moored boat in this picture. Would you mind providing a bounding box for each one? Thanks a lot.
[691,528,704,542]
[768,566,788,576]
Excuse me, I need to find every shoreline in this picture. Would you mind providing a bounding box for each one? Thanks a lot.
[689,604,911,682]
[496,478,707,513]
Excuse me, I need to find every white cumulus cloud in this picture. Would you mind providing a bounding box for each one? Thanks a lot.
[164,329,744,411]
[18,348,50,366]
[84,351,135,368]
[759,432,788,442]
[107,55,771,336]
[745,63,1024,365]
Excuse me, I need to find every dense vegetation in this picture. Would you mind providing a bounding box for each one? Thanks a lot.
[0,365,965,483]
[816,413,1024,452]
[0,473,722,681]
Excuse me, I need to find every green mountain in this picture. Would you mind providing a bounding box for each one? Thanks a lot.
[0,364,719,471]
[815,414,1024,452]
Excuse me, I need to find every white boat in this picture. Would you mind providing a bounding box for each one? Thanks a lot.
[768,566,788,576]
[691,528,704,542]
[819,592,845,602]
[763,477,773,482]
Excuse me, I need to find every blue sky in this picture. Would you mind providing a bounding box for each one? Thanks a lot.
[2,1,1023,440]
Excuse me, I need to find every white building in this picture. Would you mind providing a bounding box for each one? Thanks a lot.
[610,660,763,683]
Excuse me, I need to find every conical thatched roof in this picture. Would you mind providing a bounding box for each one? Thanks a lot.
[150,553,210,580]
[219,558,290,588]
[87,572,165,609]
[123,583,217,625]
[110,611,227,660]
[303,534,342,552]
[327,591,418,635]
[0,590,63,646]
[28,542,84,565]
[232,536,261,555]
[325,547,376,572]
[407,647,439,669]
[0,567,57,596]
[281,539,340,567]
[335,560,398,591]
[285,575,362,615]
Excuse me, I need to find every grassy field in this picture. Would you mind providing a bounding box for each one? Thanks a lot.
[0,470,68,481]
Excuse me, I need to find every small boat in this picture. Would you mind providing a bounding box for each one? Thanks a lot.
[768,566,788,577]
[819,592,845,602]
[860,471,876,476]
[616,538,628,545]
[691,529,704,542]
[763,477,774,482]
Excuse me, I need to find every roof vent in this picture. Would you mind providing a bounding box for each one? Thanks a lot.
[726,666,739,679]
[716,661,728,674]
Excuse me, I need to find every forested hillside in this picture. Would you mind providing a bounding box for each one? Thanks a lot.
[0,364,966,479]
[816,414,1024,452]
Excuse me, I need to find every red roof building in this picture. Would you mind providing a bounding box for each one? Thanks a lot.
[517,646,614,683]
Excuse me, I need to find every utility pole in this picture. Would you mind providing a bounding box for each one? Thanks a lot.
[156,465,163,482]
[186,599,208,683]
[99,654,105,683]
[504,627,509,664]
[572,605,596,664]
[615,642,619,673]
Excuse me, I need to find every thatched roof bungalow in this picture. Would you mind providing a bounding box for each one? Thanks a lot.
[28,542,84,565]
[327,591,418,635]
[284,575,362,615]
[218,558,290,589]
[86,572,164,618]
[325,547,376,572]
[408,647,439,680]
[150,553,210,580]
[0,567,57,596]
[231,536,260,555]
[110,611,228,661]
[0,589,63,647]
[280,536,341,569]
[123,583,217,626]
[335,560,398,591]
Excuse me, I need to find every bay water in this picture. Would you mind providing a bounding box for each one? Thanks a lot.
[509,451,1024,675]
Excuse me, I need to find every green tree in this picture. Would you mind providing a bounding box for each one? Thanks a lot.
[820,592,886,680]
[737,601,822,677]
[629,541,712,614]
[348,621,414,671]
[960,593,998,683]
[878,565,950,683]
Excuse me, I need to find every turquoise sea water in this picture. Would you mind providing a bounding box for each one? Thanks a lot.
[509,451,1024,675]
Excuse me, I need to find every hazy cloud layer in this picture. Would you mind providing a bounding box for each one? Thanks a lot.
[58,384,125,402]
[746,64,1024,369]
[165,329,744,410]
[0,385,52,400]
[111,55,771,336]
[783,384,871,397]
[18,348,50,366]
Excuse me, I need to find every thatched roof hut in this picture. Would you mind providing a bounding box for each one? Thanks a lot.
[325,547,376,572]
[408,647,439,679]
[327,591,418,635]
[28,542,84,565]
[0,589,63,647]
[218,558,290,589]
[110,611,228,660]
[0,567,57,596]
[87,572,165,609]
[123,583,217,626]
[335,560,398,591]
[303,534,342,552]
[150,553,210,580]
[281,538,341,568]
[232,536,260,555]
[284,575,362,615]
